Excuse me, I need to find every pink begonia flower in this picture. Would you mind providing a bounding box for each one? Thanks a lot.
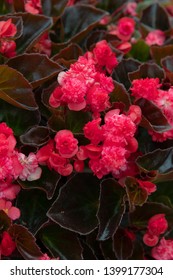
[0,181,20,200]
[25,0,42,14]
[54,130,78,158]
[74,160,84,173]
[152,238,173,260]
[17,152,42,181]
[116,41,132,54]
[83,118,103,145]
[0,19,17,58]
[36,140,54,164]
[0,231,16,257]
[145,30,165,46]
[108,17,135,41]
[148,214,168,236]
[126,105,142,125]
[0,199,20,220]
[0,19,17,38]
[33,33,51,57]
[131,77,161,101]
[92,40,118,73]
[124,2,137,16]
[143,232,159,247]
[56,163,73,176]
[0,122,16,156]
[137,180,157,195]
[49,41,115,114]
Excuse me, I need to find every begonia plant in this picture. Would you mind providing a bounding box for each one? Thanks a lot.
[0,0,173,260]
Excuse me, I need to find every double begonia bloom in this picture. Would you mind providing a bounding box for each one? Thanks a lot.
[17,153,42,181]
[0,231,16,257]
[92,40,118,73]
[152,238,173,260]
[25,0,42,14]
[0,19,17,58]
[145,30,165,46]
[109,17,135,41]
[143,232,159,247]
[0,199,20,220]
[55,130,78,158]
[0,181,20,200]
[137,180,157,195]
[49,40,115,114]
[148,214,168,236]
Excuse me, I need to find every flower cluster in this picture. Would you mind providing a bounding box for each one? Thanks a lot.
[0,19,17,58]
[131,78,173,141]
[49,40,116,115]
[151,238,173,260]
[37,130,80,176]
[0,122,41,225]
[143,214,168,247]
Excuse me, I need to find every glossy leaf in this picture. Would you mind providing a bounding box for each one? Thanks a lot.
[13,0,25,12]
[136,148,173,182]
[41,0,68,17]
[100,239,117,260]
[15,13,53,53]
[39,222,83,259]
[97,178,126,241]
[125,177,148,209]
[161,56,173,84]
[128,40,150,62]
[0,100,40,136]
[7,54,63,88]
[0,65,38,110]
[18,166,61,200]
[128,63,165,82]
[16,189,52,234]
[66,110,91,134]
[0,210,11,234]
[140,3,170,31]
[110,81,131,109]
[150,45,173,65]
[47,173,100,235]
[112,59,141,89]
[129,202,173,228]
[9,224,42,260]
[113,228,134,260]
[20,126,50,147]
[61,5,108,43]
[135,98,171,133]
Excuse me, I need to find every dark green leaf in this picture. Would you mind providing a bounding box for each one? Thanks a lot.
[97,178,126,241]
[161,55,173,84]
[125,177,148,209]
[110,81,131,109]
[113,228,134,260]
[128,62,165,82]
[140,3,170,31]
[112,59,141,89]
[100,239,117,260]
[0,65,38,110]
[41,0,68,17]
[9,224,42,260]
[0,99,40,136]
[47,173,100,234]
[66,110,91,134]
[135,98,171,132]
[20,126,50,147]
[150,45,173,65]
[7,54,63,88]
[128,40,150,62]
[16,189,52,234]
[61,5,108,43]
[39,222,82,259]
[150,181,173,208]
[15,13,53,53]
[136,148,173,182]
[0,210,11,234]
[129,202,173,228]
[18,166,61,200]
